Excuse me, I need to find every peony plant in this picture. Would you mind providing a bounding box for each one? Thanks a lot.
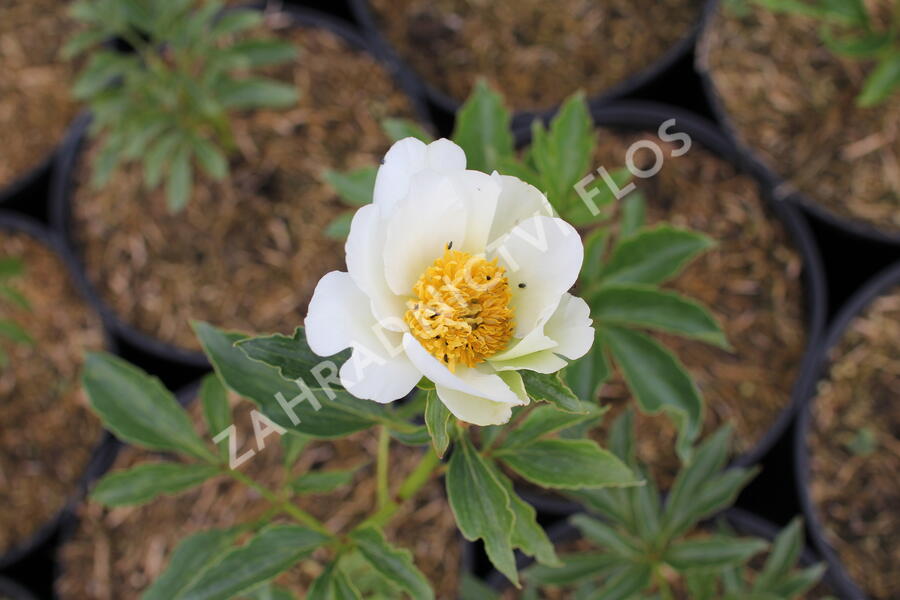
[79,84,742,597]
[65,0,299,210]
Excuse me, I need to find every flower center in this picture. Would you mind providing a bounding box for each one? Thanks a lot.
[404,246,515,372]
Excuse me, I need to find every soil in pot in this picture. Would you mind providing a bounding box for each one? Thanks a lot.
[588,129,807,487]
[700,1,900,234]
[56,396,459,599]
[69,14,418,352]
[0,0,80,190]
[0,228,105,559]
[807,286,900,599]
[365,0,702,112]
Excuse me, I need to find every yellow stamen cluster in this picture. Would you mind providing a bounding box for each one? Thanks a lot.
[405,247,514,372]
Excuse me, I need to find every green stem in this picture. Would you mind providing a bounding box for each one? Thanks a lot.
[376,426,391,509]
[362,446,441,530]
[225,468,332,538]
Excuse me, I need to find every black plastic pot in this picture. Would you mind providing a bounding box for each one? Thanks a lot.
[50,5,434,371]
[0,576,37,600]
[0,156,53,224]
[349,0,705,130]
[514,100,828,518]
[0,212,120,572]
[794,260,900,600]
[481,508,837,593]
[695,0,900,248]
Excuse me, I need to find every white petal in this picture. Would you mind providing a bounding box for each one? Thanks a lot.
[305,271,419,403]
[402,333,524,405]
[487,173,555,245]
[489,350,567,374]
[435,386,514,426]
[344,204,407,330]
[451,170,500,255]
[491,215,583,336]
[488,299,559,361]
[383,172,468,296]
[426,138,467,171]
[373,138,428,211]
[545,293,595,360]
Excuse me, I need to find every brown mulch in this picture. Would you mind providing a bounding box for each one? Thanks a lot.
[0,230,104,557]
[368,0,703,111]
[701,1,900,233]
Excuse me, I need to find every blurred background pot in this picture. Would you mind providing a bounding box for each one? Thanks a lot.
[795,260,900,600]
[0,212,117,572]
[350,0,705,127]
[518,101,826,514]
[50,6,433,372]
[697,0,900,246]
[0,1,81,213]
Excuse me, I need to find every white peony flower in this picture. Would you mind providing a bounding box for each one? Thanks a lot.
[305,137,594,426]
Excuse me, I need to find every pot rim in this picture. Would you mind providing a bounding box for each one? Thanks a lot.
[49,4,435,370]
[793,259,900,600]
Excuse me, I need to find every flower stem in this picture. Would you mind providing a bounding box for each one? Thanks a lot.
[362,446,441,530]
[376,425,391,509]
[224,468,332,538]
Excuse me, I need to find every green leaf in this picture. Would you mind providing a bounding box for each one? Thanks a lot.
[179,525,329,600]
[665,536,767,571]
[502,404,605,448]
[451,79,513,172]
[193,138,229,181]
[61,29,108,59]
[599,225,713,285]
[487,464,559,566]
[446,434,518,586]
[201,372,231,445]
[290,467,359,494]
[73,51,135,99]
[496,439,637,489]
[661,427,736,540]
[530,92,594,207]
[424,389,452,458]
[143,528,241,600]
[601,325,703,458]
[858,54,900,107]
[144,132,183,190]
[195,323,380,438]
[753,518,804,593]
[769,564,827,598]
[458,573,501,600]
[92,462,220,506]
[581,227,610,283]
[0,258,24,279]
[685,571,718,600]
[0,320,33,345]
[235,327,349,382]
[564,335,611,403]
[166,145,193,212]
[82,353,214,461]
[590,284,728,348]
[324,213,354,240]
[218,78,298,109]
[521,370,587,413]
[307,561,363,600]
[570,515,642,560]
[349,526,434,600]
[526,552,624,586]
[593,563,652,600]
[381,118,433,143]
[0,285,30,310]
[219,39,297,68]
[211,9,264,37]
[323,167,377,207]
[619,192,646,238]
